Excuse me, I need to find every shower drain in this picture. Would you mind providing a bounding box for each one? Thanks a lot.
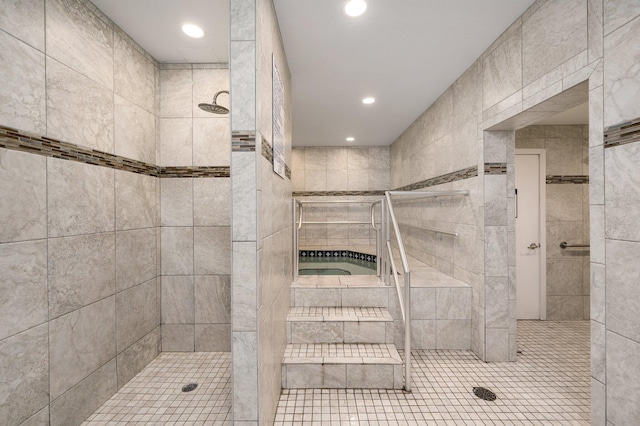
[182,383,198,392]
[473,387,497,401]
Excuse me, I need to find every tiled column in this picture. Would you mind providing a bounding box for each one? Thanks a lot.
[230,0,259,423]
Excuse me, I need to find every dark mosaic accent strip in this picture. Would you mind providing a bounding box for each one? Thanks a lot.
[0,126,230,178]
[161,166,230,178]
[484,163,508,175]
[546,175,589,184]
[394,166,478,192]
[604,118,640,148]
[299,250,376,263]
[232,131,256,152]
[293,190,386,197]
[260,135,292,180]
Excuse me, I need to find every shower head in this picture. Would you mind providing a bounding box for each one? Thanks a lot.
[198,90,229,114]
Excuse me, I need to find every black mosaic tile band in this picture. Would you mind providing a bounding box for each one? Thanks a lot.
[293,190,386,197]
[484,163,508,175]
[299,249,376,263]
[546,175,589,184]
[394,166,479,192]
[0,126,230,178]
[232,131,256,152]
[604,118,640,148]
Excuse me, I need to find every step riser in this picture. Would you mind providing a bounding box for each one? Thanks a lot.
[282,363,403,389]
[288,321,393,344]
[291,287,390,308]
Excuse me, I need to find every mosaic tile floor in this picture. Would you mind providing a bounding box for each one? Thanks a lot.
[83,321,589,425]
[275,320,590,425]
[283,343,402,364]
[288,306,392,321]
[83,352,231,425]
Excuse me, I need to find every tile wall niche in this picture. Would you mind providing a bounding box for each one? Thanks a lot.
[0,0,231,425]
[291,146,390,251]
[159,64,231,353]
[0,0,160,424]
[515,125,590,320]
[230,0,294,423]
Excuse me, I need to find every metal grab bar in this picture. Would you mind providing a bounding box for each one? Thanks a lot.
[560,241,590,249]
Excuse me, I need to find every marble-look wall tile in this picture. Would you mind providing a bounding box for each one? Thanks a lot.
[0,31,46,134]
[194,178,231,226]
[20,406,49,426]
[590,145,605,205]
[485,277,509,328]
[160,178,193,226]
[161,276,194,324]
[116,228,156,292]
[604,0,640,35]
[48,232,115,319]
[160,69,192,118]
[436,288,471,320]
[591,377,606,426]
[195,275,231,323]
[116,327,160,388]
[115,171,156,231]
[160,118,193,166]
[604,14,640,127]
[160,227,194,275]
[231,0,256,41]
[547,258,584,296]
[588,0,604,62]
[437,320,471,349]
[484,175,507,225]
[522,0,587,85]
[114,95,156,164]
[0,324,48,426]
[483,27,522,110]
[114,32,156,113]
[0,241,47,340]
[233,332,258,420]
[606,240,640,344]
[230,41,256,131]
[233,242,257,331]
[162,324,194,351]
[46,57,114,152]
[546,185,583,222]
[485,226,508,276]
[547,295,585,320]
[116,279,157,351]
[46,0,114,90]
[591,320,606,383]
[49,359,116,426]
[194,227,232,275]
[0,0,45,51]
[232,152,257,240]
[193,118,231,166]
[590,205,605,264]
[48,158,115,237]
[195,324,231,351]
[591,262,605,323]
[485,328,509,361]
[49,296,116,400]
[605,143,640,241]
[0,149,46,243]
[453,63,482,123]
[606,331,640,425]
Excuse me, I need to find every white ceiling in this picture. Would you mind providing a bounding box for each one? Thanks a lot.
[90,0,228,63]
[90,1,588,147]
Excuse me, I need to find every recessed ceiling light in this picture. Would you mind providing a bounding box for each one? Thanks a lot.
[346,137,355,142]
[182,23,204,38]
[362,97,375,104]
[344,0,367,17]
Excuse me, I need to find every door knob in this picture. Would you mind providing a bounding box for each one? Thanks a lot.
[528,243,539,249]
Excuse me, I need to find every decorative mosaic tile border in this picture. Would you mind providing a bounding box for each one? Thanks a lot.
[299,249,376,263]
[293,190,385,197]
[604,118,640,148]
[395,166,479,192]
[0,126,229,178]
[231,131,256,152]
[260,135,292,179]
[484,163,508,175]
[546,175,589,184]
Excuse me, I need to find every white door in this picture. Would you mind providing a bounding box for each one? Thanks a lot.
[515,153,544,319]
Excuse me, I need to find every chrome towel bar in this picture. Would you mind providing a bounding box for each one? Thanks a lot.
[560,241,590,249]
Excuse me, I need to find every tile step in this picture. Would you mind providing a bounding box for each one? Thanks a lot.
[287,306,393,322]
[282,343,403,389]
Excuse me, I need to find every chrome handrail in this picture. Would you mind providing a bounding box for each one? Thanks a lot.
[371,200,382,276]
